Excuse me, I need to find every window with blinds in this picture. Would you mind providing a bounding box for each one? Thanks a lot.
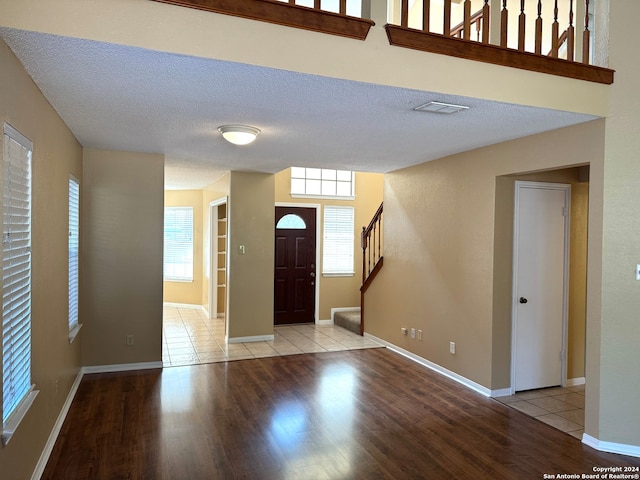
[164,207,194,281]
[2,124,38,445]
[322,206,355,276]
[68,176,81,341]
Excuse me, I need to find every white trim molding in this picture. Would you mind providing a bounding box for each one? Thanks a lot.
[364,333,492,397]
[227,335,275,344]
[316,319,333,326]
[82,362,163,374]
[582,433,640,458]
[567,377,586,386]
[31,370,84,480]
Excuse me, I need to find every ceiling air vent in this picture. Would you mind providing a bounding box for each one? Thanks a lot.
[414,101,469,114]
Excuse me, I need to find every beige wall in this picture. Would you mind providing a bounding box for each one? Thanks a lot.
[365,120,604,389]
[227,172,274,340]
[81,149,164,367]
[584,0,640,448]
[275,169,384,320]
[163,189,204,305]
[0,39,83,480]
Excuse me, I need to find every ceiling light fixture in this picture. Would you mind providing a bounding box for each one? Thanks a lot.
[414,101,470,114]
[218,125,261,145]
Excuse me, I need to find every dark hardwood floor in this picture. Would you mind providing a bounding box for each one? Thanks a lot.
[43,348,640,479]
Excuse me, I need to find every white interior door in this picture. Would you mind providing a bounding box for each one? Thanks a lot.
[512,181,570,392]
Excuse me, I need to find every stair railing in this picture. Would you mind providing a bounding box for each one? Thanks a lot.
[398,0,591,65]
[360,202,383,335]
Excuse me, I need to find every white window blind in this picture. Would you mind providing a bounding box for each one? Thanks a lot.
[322,206,354,276]
[164,207,194,281]
[2,124,37,442]
[68,176,80,339]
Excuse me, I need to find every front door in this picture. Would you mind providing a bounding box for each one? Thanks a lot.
[274,207,316,325]
[513,181,570,392]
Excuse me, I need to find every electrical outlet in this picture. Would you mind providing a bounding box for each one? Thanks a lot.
[126,334,134,346]
[449,341,456,354]
[410,328,416,339]
[401,327,408,336]
[417,329,423,341]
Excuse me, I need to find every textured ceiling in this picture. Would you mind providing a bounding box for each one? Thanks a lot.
[0,28,598,189]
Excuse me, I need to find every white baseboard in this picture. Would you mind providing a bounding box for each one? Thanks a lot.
[316,319,333,325]
[227,335,274,344]
[583,433,640,458]
[163,302,207,315]
[567,377,586,386]
[82,361,163,374]
[364,333,492,397]
[330,307,360,324]
[490,388,512,398]
[31,369,84,480]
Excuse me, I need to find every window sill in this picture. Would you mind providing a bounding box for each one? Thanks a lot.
[2,387,39,447]
[69,323,83,344]
[291,194,355,201]
[322,272,355,277]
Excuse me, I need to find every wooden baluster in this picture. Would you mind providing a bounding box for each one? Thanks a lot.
[423,0,431,32]
[463,0,471,41]
[567,0,575,61]
[401,0,409,28]
[339,0,346,15]
[482,0,490,44]
[500,0,508,48]
[444,0,452,36]
[314,0,320,9]
[551,0,559,57]
[378,216,382,260]
[535,0,543,54]
[518,0,526,51]
[361,227,366,284]
[372,224,376,269]
[583,0,591,64]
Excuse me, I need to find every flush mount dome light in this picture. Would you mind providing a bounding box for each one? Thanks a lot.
[218,125,261,145]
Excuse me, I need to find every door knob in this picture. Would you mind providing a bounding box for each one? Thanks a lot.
[519,297,528,304]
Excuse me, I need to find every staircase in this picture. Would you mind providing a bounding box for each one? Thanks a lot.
[333,203,383,335]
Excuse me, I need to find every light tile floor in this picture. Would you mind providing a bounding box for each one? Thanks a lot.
[162,305,382,367]
[495,384,585,439]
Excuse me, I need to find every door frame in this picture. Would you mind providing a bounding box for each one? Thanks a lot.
[208,196,228,324]
[275,202,321,325]
[510,181,571,394]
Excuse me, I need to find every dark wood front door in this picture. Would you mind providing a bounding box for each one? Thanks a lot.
[274,206,316,325]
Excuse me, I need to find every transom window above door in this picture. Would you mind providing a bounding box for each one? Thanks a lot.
[290,167,355,199]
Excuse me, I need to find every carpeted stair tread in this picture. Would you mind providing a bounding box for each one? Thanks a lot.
[334,310,361,335]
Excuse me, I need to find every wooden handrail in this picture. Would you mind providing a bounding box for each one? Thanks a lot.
[389,0,613,84]
[360,203,383,336]
[150,0,374,40]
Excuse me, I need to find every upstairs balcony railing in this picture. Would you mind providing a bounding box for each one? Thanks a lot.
[386,0,613,83]
[150,0,613,84]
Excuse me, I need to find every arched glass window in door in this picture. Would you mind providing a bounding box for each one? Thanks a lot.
[276,214,306,229]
